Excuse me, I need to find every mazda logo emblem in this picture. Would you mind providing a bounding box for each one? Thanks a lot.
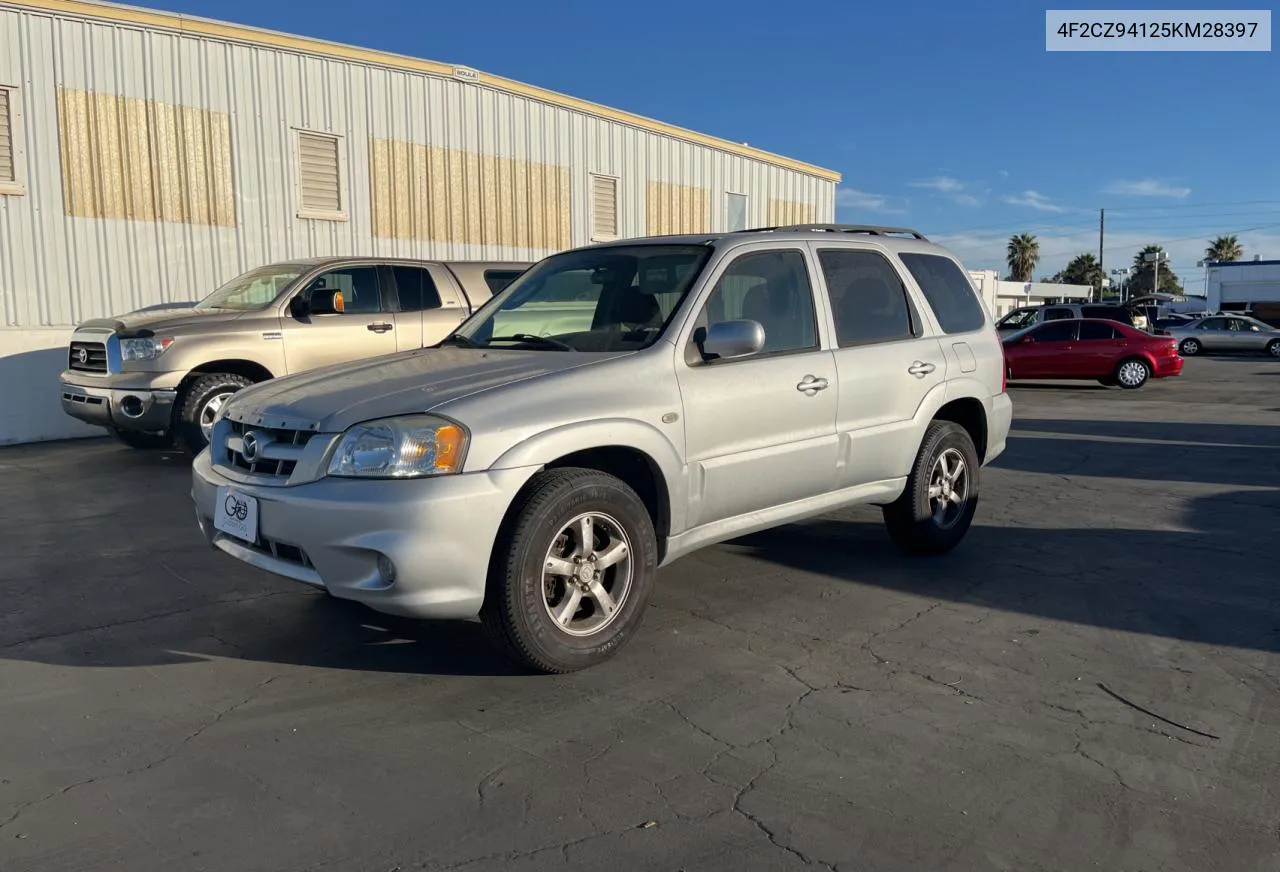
[77,347,88,365]
[241,431,260,462]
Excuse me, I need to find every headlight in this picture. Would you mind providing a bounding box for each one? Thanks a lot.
[327,415,468,479]
[120,337,175,361]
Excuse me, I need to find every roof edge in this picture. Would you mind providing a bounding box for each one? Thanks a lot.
[4,0,843,183]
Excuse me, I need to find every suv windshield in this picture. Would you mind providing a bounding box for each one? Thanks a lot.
[451,244,712,352]
[195,265,304,311]
[997,308,1037,329]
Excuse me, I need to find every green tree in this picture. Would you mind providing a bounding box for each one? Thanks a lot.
[1129,245,1183,295]
[1006,233,1040,282]
[1205,235,1243,263]
[1056,252,1105,293]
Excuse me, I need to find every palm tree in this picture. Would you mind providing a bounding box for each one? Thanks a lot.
[1060,252,1104,292]
[1006,233,1040,282]
[1205,235,1243,263]
[1131,244,1182,295]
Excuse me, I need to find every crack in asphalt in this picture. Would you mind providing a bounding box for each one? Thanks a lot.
[0,675,280,833]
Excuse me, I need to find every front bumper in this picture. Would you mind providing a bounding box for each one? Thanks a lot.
[190,449,540,620]
[60,372,180,432]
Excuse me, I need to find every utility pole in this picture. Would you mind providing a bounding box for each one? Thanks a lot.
[1097,208,1105,302]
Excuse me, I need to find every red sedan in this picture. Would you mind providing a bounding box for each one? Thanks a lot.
[1002,318,1183,389]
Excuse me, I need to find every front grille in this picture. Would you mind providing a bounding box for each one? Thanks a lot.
[62,392,105,407]
[69,341,108,373]
[255,534,313,568]
[223,419,316,479]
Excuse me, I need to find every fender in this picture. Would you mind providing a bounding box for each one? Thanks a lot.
[488,417,688,533]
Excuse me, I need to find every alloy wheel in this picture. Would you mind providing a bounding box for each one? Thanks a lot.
[927,448,969,530]
[541,512,634,637]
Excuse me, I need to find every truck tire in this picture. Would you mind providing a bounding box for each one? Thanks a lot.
[480,468,657,674]
[882,420,980,556]
[174,373,253,456]
[109,427,174,451]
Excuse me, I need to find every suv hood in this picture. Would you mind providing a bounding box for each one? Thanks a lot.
[225,348,620,432]
[79,305,239,335]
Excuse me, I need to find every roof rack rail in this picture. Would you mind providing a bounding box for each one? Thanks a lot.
[737,224,930,241]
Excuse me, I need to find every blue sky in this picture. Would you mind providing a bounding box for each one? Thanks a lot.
[141,0,1279,283]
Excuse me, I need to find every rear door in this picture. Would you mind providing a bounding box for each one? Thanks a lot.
[280,264,398,373]
[1193,317,1231,350]
[813,245,947,487]
[387,265,470,350]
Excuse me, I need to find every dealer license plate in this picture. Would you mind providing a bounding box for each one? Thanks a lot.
[214,486,259,544]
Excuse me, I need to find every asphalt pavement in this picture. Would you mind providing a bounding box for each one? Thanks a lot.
[2,355,1278,872]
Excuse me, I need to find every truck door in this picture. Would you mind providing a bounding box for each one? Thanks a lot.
[388,264,470,351]
[280,264,398,373]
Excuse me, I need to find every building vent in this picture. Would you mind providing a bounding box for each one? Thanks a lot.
[297,131,343,216]
[0,88,14,183]
[591,174,618,241]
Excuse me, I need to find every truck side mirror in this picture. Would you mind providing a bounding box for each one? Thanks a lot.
[308,288,345,316]
[289,296,310,319]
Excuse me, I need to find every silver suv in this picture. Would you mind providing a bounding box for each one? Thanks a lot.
[191,224,1013,672]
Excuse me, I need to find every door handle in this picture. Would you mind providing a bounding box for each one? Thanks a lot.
[367,322,393,333]
[796,375,829,394]
[907,361,936,378]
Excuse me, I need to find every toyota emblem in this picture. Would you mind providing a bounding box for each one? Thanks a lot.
[77,347,88,365]
[241,431,260,462]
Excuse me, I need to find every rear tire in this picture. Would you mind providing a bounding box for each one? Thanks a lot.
[1114,358,1150,389]
[1267,339,1280,358]
[1179,338,1201,356]
[883,421,980,556]
[480,468,657,674]
[174,373,253,455]
[108,427,173,450]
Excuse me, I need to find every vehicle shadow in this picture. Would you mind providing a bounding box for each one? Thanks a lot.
[1008,382,1109,392]
[728,486,1279,655]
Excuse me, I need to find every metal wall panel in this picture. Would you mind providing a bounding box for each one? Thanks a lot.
[0,3,837,329]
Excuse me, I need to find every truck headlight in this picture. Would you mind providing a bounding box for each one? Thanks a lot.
[327,415,468,479]
[120,337,175,361]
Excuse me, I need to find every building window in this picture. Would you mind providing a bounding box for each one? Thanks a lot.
[590,174,618,241]
[0,84,25,196]
[295,129,346,220]
[725,192,748,231]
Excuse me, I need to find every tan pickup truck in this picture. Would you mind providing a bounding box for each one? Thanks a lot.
[59,257,528,453]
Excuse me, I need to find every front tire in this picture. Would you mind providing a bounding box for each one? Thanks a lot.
[1114,358,1151,389]
[1179,338,1201,356]
[882,421,980,556]
[481,468,658,674]
[174,373,253,455]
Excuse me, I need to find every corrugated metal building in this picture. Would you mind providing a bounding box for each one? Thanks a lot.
[0,0,840,444]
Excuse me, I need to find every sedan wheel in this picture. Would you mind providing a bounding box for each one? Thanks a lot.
[1268,339,1280,358]
[1115,358,1151,389]
[1179,338,1200,356]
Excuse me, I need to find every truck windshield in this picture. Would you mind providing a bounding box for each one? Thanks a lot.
[195,266,304,311]
[449,245,712,352]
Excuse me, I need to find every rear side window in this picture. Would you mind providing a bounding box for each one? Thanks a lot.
[1079,322,1119,340]
[1034,322,1078,342]
[817,249,917,347]
[391,266,442,312]
[1042,307,1075,321]
[484,269,524,295]
[897,253,987,335]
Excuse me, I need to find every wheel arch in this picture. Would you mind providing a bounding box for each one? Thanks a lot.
[932,395,989,464]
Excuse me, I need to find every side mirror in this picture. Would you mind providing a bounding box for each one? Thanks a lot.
[289,295,310,319]
[308,287,345,316]
[699,319,766,361]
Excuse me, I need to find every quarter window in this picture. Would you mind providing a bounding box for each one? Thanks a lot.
[698,249,817,355]
[897,252,988,334]
[305,266,382,314]
[818,249,916,346]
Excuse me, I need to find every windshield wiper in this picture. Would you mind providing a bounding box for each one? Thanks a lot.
[486,334,576,351]
[438,333,482,348]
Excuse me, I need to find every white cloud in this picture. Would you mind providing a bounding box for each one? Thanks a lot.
[952,193,984,207]
[1103,178,1192,198]
[836,188,890,212]
[1002,190,1067,213]
[997,169,1010,178]
[909,176,964,194]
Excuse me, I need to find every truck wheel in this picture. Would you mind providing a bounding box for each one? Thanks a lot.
[109,427,174,450]
[174,373,253,455]
[882,421,980,556]
[480,468,657,674]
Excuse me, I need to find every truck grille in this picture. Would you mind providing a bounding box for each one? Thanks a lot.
[69,341,108,373]
[224,419,315,479]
